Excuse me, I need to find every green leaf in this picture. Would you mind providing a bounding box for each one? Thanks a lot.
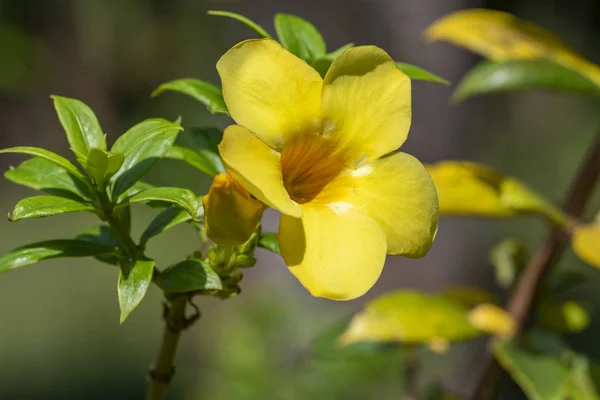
[76,225,122,265]
[4,157,91,201]
[51,95,106,160]
[110,119,182,199]
[165,145,223,177]
[156,259,222,293]
[274,13,326,63]
[396,62,450,85]
[493,340,600,400]
[258,232,280,254]
[9,196,94,222]
[152,79,229,115]
[312,43,354,77]
[0,239,117,273]
[490,238,528,289]
[339,290,481,346]
[125,187,201,220]
[118,258,155,323]
[0,146,86,180]
[140,207,193,247]
[537,299,590,333]
[453,60,600,102]
[207,10,271,38]
[85,148,124,188]
[188,126,225,175]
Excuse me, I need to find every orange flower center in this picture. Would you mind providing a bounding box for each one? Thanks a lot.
[281,136,348,204]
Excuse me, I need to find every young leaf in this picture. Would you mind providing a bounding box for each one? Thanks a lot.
[9,196,95,221]
[258,232,280,254]
[118,258,155,323]
[85,148,124,188]
[125,187,201,220]
[339,290,481,347]
[4,157,92,201]
[156,259,222,293]
[76,225,122,265]
[0,147,86,180]
[165,145,223,177]
[152,79,229,115]
[207,10,272,38]
[453,60,600,102]
[396,62,450,85]
[0,239,118,273]
[110,119,182,199]
[274,13,326,63]
[424,8,600,86]
[537,299,590,333]
[51,95,106,160]
[140,207,193,247]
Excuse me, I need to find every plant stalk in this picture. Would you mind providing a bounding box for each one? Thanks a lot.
[146,295,189,400]
[472,132,600,400]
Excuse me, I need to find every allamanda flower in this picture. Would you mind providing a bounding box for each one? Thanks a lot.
[216,39,439,300]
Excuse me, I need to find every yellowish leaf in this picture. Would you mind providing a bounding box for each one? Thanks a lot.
[572,222,600,268]
[442,286,497,307]
[468,303,516,338]
[425,9,600,86]
[338,290,481,347]
[426,161,567,225]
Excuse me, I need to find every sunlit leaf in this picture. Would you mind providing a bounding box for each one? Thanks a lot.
[490,238,528,289]
[396,62,450,85]
[152,79,229,115]
[339,290,481,346]
[9,196,94,222]
[187,127,226,176]
[274,13,326,63]
[85,148,124,188]
[51,95,106,161]
[125,187,201,220]
[572,222,600,268]
[4,157,91,201]
[0,239,117,273]
[165,145,223,177]
[0,147,86,180]
[208,10,272,38]
[468,304,516,338]
[110,119,182,199]
[156,259,222,293]
[140,207,194,247]
[453,60,600,101]
[118,258,155,323]
[426,161,568,225]
[425,8,600,87]
[258,232,280,254]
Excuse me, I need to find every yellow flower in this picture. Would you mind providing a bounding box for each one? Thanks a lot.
[216,39,439,300]
[203,172,264,245]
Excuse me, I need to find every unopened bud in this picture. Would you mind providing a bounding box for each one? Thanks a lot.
[203,173,264,245]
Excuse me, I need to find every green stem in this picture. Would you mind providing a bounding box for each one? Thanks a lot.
[145,296,189,400]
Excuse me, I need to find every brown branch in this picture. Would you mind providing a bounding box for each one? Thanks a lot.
[472,132,600,400]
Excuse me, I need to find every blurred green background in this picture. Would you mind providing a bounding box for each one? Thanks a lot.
[1,0,600,399]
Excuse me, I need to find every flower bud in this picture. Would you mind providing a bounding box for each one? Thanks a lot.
[203,173,264,245]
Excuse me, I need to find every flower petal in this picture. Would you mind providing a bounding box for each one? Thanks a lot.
[321,46,411,161]
[278,204,386,300]
[218,125,302,218]
[347,152,438,257]
[217,39,323,149]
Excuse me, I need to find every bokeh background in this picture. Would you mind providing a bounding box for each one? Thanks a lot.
[1,0,600,399]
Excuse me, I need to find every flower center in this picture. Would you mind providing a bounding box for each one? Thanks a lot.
[281,135,347,204]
